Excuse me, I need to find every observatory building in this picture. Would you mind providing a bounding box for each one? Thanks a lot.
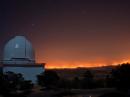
[1,36,45,83]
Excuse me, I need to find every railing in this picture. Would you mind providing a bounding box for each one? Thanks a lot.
[0,60,45,67]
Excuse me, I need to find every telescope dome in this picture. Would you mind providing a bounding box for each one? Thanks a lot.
[3,36,35,64]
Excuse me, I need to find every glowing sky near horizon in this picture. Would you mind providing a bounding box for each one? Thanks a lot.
[1,0,130,68]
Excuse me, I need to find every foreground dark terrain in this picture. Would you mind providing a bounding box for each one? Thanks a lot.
[28,88,116,97]
[1,63,130,97]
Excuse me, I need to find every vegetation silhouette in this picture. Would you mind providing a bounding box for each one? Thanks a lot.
[71,77,81,89]
[81,70,94,89]
[0,72,33,97]
[37,69,96,90]
[37,70,60,89]
[36,64,130,97]
[110,63,130,92]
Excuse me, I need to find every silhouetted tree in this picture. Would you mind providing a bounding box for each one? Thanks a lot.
[111,63,130,92]
[0,72,33,97]
[94,79,105,88]
[58,79,72,89]
[105,74,113,88]
[82,70,94,89]
[71,77,81,89]
[37,70,60,89]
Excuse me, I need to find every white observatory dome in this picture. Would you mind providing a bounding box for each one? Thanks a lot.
[3,36,35,64]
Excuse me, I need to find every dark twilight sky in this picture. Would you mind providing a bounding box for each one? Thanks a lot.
[1,0,130,68]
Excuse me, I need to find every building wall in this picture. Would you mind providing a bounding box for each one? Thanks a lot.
[3,66,44,83]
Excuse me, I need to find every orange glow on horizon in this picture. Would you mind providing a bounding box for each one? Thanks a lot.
[36,58,130,69]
